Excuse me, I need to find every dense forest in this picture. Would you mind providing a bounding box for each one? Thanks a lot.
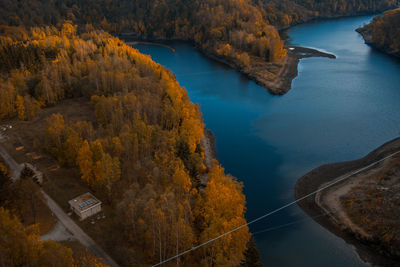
[0,0,396,62]
[357,8,400,57]
[1,0,396,33]
[0,24,254,266]
[0,0,287,65]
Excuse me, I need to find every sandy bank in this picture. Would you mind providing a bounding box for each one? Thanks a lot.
[295,137,400,266]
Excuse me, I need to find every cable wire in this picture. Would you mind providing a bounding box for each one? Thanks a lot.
[253,201,364,235]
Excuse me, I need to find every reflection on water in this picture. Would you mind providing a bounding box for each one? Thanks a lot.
[134,15,400,267]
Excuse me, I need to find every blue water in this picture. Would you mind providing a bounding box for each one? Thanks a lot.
[134,16,400,266]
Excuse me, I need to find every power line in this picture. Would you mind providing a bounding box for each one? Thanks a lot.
[253,211,334,236]
[152,150,400,267]
[253,201,364,236]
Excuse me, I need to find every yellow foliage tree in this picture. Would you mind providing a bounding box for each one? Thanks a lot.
[195,161,250,266]
[61,22,77,38]
[15,94,25,120]
[0,207,74,266]
[77,140,94,185]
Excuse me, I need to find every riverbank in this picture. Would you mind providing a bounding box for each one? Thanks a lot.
[201,129,217,169]
[124,37,335,95]
[254,46,335,95]
[355,8,400,59]
[199,45,335,95]
[295,137,400,266]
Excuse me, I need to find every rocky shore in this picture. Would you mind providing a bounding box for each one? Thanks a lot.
[356,8,400,59]
[295,138,400,266]
[356,27,400,59]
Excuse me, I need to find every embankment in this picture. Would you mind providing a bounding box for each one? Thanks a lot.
[295,137,400,266]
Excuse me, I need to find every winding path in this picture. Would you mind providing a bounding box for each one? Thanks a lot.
[0,144,119,267]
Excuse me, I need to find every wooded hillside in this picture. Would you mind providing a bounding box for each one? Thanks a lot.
[357,8,400,57]
[0,23,252,266]
[0,0,287,63]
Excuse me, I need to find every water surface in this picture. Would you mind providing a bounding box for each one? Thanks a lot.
[134,15,400,266]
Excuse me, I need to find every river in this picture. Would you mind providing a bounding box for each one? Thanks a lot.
[133,15,400,266]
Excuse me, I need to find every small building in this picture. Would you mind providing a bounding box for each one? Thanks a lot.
[68,192,102,220]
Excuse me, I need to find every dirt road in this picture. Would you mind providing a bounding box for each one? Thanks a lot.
[42,191,119,267]
[0,144,119,267]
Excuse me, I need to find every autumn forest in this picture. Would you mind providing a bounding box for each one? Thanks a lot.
[0,0,399,266]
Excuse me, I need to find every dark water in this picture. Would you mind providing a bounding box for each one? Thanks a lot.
[134,15,400,266]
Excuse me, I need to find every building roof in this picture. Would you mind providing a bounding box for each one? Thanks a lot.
[68,192,101,213]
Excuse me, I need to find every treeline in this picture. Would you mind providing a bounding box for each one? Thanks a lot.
[0,0,287,65]
[264,0,398,27]
[0,24,253,266]
[357,8,400,57]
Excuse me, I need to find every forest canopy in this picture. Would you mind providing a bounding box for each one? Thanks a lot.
[0,0,287,63]
[0,0,396,76]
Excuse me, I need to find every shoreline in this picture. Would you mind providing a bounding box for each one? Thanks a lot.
[122,36,335,95]
[295,137,400,266]
[196,45,335,95]
[201,129,217,169]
